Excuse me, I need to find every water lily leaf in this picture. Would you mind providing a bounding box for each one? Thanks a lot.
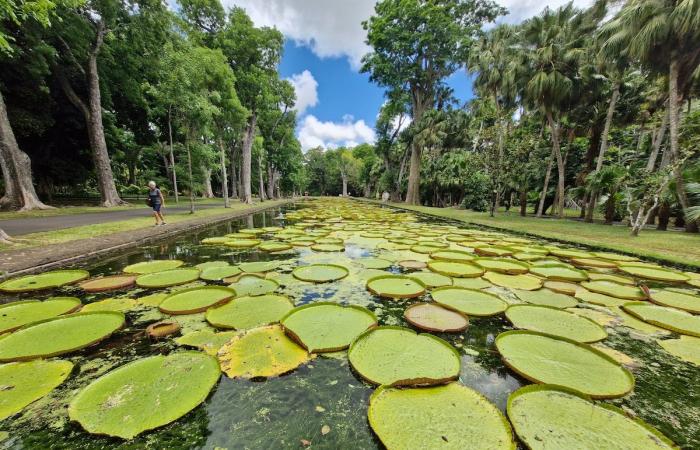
[574,289,628,307]
[622,302,700,337]
[0,298,81,334]
[398,260,427,270]
[0,270,90,293]
[79,275,136,293]
[311,243,345,252]
[366,275,426,299]
[206,294,294,330]
[529,266,588,282]
[136,268,201,288]
[281,303,377,352]
[175,329,238,355]
[452,277,492,290]
[199,266,241,281]
[427,261,483,278]
[218,325,312,378]
[570,258,618,269]
[543,281,580,295]
[548,248,594,259]
[159,286,236,315]
[484,272,542,290]
[505,305,607,343]
[429,249,475,262]
[258,242,293,252]
[649,290,700,313]
[474,258,529,274]
[0,359,74,421]
[593,252,639,262]
[514,289,578,308]
[82,297,138,313]
[69,351,220,439]
[495,330,634,398]
[474,245,514,257]
[123,260,184,274]
[587,272,635,285]
[347,326,460,386]
[618,265,690,282]
[369,383,514,450]
[239,261,279,273]
[0,312,125,362]
[403,303,468,332]
[580,281,645,300]
[407,271,453,288]
[292,264,349,283]
[658,336,700,366]
[432,287,507,317]
[507,385,675,450]
[357,258,393,269]
[227,274,279,296]
[195,261,229,270]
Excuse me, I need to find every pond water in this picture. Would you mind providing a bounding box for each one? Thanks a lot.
[0,199,698,449]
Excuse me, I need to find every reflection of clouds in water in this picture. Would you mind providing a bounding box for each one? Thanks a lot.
[459,356,522,411]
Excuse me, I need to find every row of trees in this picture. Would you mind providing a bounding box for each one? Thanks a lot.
[0,0,306,218]
[308,0,699,236]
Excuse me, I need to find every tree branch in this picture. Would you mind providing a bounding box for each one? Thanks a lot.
[56,68,89,119]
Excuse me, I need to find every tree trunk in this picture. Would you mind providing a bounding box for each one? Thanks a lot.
[219,139,229,208]
[341,172,348,197]
[545,111,565,218]
[229,143,238,198]
[257,152,266,202]
[657,201,670,231]
[202,166,214,198]
[241,112,257,204]
[536,147,555,217]
[405,89,426,205]
[646,108,668,172]
[604,192,616,225]
[266,165,275,200]
[519,189,527,217]
[0,91,52,210]
[185,140,195,214]
[168,107,179,203]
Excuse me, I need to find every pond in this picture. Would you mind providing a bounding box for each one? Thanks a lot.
[0,199,698,449]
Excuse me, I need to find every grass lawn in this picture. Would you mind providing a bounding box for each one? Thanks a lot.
[0,200,288,251]
[376,201,700,270]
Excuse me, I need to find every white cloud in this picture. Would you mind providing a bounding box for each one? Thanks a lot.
[298,115,375,151]
[497,0,594,23]
[286,70,318,115]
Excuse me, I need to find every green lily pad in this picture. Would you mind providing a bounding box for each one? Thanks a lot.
[79,275,136,293]
[587,272,635,285]
[159,286,236,315]
[407,271,453,288]
[618,265,690,282]
[0,270,90,293]
[0,298,81,334]
[529,265,588,282]
[136,268,201,288]
[358,258,393,269]
[543,281,580,295]
[580,281,645,300]
[514,289,578,309]
[452,277,492,290]
[427,261,483,278]
[593,252,639,262]
[228,274,279,296]
[622,302,700,337]
[123,260,184,274]
[225,239,261,248]
[429,249,475,262]
[366,275,426,299]
[281,303,377,352]
[649,289,700,314]
[218,325,312,378]
[505,305,607,343]
[658,336,700,366]
[195,261,229,270]
[570,258,618,269]
[474,245,514,257]
[206,294,294,330]
[484,272,543,291]
[348,326,460,386]
[432,287,507,317]
[549,248,594,259]
[292,264,349,283]
[0,312,125,362]
[311,243,345,252]
[238,261,280,273]
[574,289,628,307]
[81,297,138,313]
[369,383,514,450]
[258,242,293,252]
[507,384,675,450]
[175,329,238,355]
[68,352,220,439]
[474,258,530,275]
[200,266,241,281]
[404,303,468,332]
[495,330,634,398]
[0,359,74,421]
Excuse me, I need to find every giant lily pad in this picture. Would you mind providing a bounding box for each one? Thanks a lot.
[136,268,201,288]
[452,277,492,290]
[574,289,628,307]
[79,275,136,293]
[0,270,89,293]
[427,261,483,278]
[580,280,646,300]
[258,242,293,252]
[429,249,475,262]
[366,275,426,299]
[159,286,236,315]
[505,305,607,343]
[206,294,294,330]
[358,258,393,269]
[408,271,453,288]
[218,325,311,378]
[369,383,514,450]
[529,266,588,282]
[474,245,514,257]
[587,272,635,285]
[311,243,345,252]
[507,385,675,450]
[281,303,377,352]
[474,258,529,275]
[618,265,689,282]
[432,287,507,317]
[225,239,260,248]
[543,281,580,296]
[649,289,700,313]
[292,264,349,283]
[495,330,634,398]
[199,266,241,281]
[123,260,183,274]
[0,359,74,421]
[347,326,460,386]
[593,252,639,262]
[0,298,81,334]
[514,289,578,309]
[622,302,700,337]
[549,248,594,259]
[404,303,468,332]
[81,297,138,313]
[175,329,238,356]
[658,336,700,366]
[238,261,279,273]
[68,352,220,439]
[227,274,279,296]
[484,272,542,291]
[570,258,618,269]
[0,312,125,362]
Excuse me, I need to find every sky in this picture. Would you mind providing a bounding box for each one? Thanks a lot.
[224,0,593,151]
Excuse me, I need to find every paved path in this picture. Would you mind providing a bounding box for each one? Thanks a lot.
[0,203,222,235]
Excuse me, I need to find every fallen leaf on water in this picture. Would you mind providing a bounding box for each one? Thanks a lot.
[315,405,325,412]
[300,439,311,447]
[321,425,331,435]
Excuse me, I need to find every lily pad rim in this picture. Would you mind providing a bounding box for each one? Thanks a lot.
[504,304,608,343]
[158,286,237,315]
[291,263,350,283]
[431,286,508,317]
[403,302,469,333]
[0,269,91,293]
[366,274,427,299]
[621,301,700,337]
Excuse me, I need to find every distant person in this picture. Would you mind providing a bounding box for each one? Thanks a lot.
[147,181,166,226]
[382,191,390,203]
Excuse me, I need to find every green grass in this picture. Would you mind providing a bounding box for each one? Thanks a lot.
[374,201,700,269]
[0,200,288,251]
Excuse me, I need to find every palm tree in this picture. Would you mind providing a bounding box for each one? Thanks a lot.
[600,0,700,232]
